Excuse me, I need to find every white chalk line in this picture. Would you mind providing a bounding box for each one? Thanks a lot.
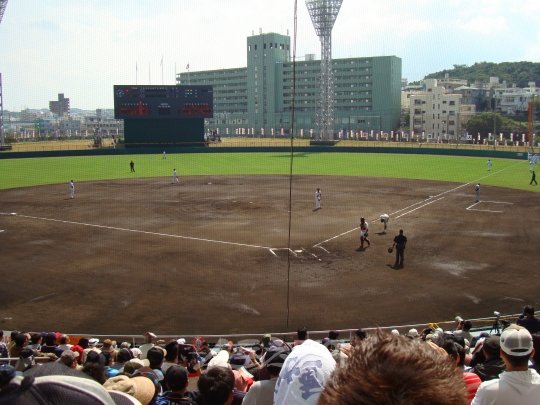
[313,196,446,247]
[312,160,525,249]
[478,200,513,204]
[12,213,276,252]
[467,208,504,213]
[466,200,513,213]
[394,197,445,219]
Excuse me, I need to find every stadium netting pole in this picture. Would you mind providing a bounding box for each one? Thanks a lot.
[286,0,299,329]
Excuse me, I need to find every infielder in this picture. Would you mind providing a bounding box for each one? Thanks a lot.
[172,169,180,184]
[356,217,370,251]
[69,180,75,199]
[314,188,321,211]
[474,183,480,202]
[380,214,390,233]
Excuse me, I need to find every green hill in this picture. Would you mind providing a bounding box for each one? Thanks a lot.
[423,62,540,88]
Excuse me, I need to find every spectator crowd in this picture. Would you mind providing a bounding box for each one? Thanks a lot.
[0,305,539,404]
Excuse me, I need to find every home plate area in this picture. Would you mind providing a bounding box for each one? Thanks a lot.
[466,200,513,213]
[270,247,325,261]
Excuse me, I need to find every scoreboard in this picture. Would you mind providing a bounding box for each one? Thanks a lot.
[114,85,213,119]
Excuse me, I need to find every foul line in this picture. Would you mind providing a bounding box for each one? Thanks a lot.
[312,160,525,249]
[313,196,445,247]
[12,213,275,252]
[394,197,445,219]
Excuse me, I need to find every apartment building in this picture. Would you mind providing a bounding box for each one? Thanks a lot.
[409,79,461,140]
[176,32,401,136]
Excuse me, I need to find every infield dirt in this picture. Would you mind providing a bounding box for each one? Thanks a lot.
[0,175,539,336]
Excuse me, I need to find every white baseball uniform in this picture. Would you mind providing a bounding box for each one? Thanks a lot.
[314,189,321,210]
[380,214,390,231]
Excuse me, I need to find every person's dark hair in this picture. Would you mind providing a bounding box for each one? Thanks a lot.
[116,348,134,363]
[77,338,89,349]
[328,330,339,340]
[198,367,234,405]
[0,364,16,389]
[101,350,112,366]
[523,305,535,316]
[58,335,69,345]
[147,347,165,368]
[503,352,531,368]
[355,329,367,340]
[43,333,56,346]
[81,362,107,385]
[29,333,42,345]
[0,330,3,339]
[462,320,473,331]
[297,327,308,340]
[442,340,465,367]
[13,333,27,347]
[85,351,106,366]
[164,365,189,392]
[164,340,179,362]
[318,330,467,405]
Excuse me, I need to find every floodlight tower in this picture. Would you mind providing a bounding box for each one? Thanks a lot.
[305,0,343,140]
[0,0,8,148]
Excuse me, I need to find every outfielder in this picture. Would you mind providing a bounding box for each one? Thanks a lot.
[314,188,321,211]
[356,217,370,251]
[487,159,492,172]
[380,213,390,233]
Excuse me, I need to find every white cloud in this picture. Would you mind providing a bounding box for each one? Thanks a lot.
[455,15,509,35]
[1,0,538,110]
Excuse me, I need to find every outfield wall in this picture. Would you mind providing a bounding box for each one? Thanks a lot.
[0,146,530,160]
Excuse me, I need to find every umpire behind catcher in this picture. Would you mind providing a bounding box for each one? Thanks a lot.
[392,229,407,269]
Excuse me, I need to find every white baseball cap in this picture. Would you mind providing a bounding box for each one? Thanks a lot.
[500,324,533,357]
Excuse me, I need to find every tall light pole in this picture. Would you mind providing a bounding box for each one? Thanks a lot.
[0,0,9,148]
[305,0,343,140]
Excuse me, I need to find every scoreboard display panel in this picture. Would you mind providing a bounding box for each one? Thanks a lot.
[114,85,213,119]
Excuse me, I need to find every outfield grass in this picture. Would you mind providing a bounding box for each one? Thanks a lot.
[0,152,536,191]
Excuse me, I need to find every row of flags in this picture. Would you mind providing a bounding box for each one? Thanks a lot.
[134,59,190,85]
[135,60,189,71]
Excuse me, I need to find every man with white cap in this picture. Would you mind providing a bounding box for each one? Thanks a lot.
[472,324,540,405]
[274,339,336,405]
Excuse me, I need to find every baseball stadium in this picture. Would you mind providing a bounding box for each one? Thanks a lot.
[0,139,539,343]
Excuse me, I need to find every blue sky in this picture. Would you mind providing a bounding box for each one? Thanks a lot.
[0,0,539,110]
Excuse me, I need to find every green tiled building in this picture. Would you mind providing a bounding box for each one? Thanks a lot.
[177,32,401,137]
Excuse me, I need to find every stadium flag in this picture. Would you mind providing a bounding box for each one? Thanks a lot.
[186,63,190,70]
[160,56,163,67]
